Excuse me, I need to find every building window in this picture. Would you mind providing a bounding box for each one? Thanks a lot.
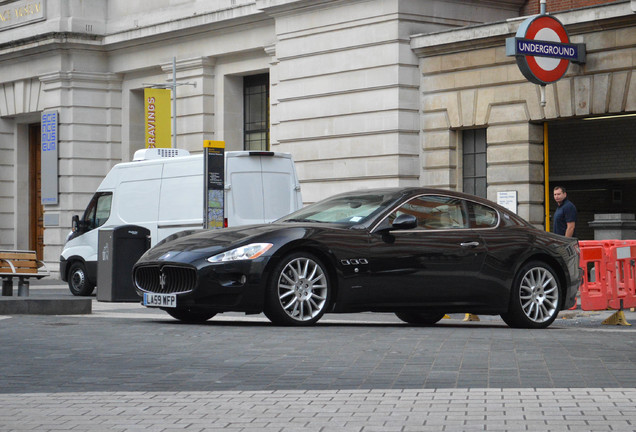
[244,74,269,151]
[462,129,487,198]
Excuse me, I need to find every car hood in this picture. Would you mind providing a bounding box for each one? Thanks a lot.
[137,223,327,264]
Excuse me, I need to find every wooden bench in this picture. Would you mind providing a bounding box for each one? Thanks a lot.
[0,250,50,297]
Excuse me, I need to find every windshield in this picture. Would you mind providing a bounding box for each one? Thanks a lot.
[279,192,398,226]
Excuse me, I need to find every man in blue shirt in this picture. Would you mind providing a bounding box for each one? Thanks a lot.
[553,186,577,237]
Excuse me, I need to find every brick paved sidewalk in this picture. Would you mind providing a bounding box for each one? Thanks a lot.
[3,283,636,431]
[1,388,635,431]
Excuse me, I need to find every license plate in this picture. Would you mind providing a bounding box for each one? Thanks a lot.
[143,293,177,308]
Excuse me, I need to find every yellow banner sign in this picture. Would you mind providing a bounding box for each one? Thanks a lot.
[144,88,171,148]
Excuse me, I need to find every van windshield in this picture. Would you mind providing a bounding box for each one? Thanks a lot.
[82,192,112,230]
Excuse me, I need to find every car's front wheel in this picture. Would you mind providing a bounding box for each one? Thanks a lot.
[264,252,330,326]
[68,262,95,296]
[395,312,446,325]
[166,308,216,323]
[500,261,561,329]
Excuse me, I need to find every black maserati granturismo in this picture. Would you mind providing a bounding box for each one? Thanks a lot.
[133,187,582,328]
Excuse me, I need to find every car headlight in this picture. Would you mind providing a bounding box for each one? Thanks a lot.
[207,243,273,263]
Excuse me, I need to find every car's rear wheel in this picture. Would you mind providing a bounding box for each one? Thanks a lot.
[395,311,446,325]
[500,261,561,329]
[166,308,216,323]
[264,252,330,326]
[68,262,95,296]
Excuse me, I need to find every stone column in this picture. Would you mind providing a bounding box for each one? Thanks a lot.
[265,44,280,150]
[420,129,459,190]
[0,117,14,249]
[487,122,545,226]
[39,71,122,275]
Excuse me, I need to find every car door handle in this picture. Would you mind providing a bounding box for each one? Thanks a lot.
[460,241,480,248]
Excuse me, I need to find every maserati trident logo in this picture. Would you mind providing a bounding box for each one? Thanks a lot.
[159,272,167,291]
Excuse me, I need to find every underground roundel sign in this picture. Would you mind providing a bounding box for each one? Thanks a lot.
[506,14,586,85]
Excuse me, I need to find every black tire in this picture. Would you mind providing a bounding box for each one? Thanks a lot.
[68,262,95,296]
[166,308,216,323]
[500,261,562,329]
[264,252,330,326]
[395,311,446,325]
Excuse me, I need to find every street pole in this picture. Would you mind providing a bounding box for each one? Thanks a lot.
[172,57,177,149]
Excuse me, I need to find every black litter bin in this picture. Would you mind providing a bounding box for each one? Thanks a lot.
[97,225,150,302]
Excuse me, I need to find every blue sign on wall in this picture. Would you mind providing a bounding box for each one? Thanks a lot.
[41,110,58,205]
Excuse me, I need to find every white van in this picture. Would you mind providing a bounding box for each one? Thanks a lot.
[60,149,302,296]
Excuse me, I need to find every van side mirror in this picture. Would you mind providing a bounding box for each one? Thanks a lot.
[392,214,417,230]
[72,215,81,233]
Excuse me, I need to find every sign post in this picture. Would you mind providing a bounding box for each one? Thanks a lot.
[505,1,587,232]
[203,140,225,229]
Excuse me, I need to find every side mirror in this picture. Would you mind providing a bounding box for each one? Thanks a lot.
[391,214,417,230]
[72,215,81,232]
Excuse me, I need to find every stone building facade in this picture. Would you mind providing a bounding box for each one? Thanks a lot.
[412,1,636,234]
[0,0,635,276]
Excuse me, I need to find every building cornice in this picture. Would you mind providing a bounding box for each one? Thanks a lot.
[102,3,264,49]
[256,0,342,16]
[411,1,636,57]
[0,32,104,62]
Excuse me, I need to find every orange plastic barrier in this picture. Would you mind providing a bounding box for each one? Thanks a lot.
[606,243,636,310]
[578,240,636,311]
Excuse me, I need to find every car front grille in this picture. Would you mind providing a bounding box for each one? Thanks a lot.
[134,265,197,294]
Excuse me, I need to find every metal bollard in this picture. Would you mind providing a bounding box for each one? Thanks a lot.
[1,278,13,296]
[17,277,29,297]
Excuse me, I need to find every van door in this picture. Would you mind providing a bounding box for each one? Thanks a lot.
[225,152,302,226]
[157,157,204,243]
[61,191,113,285]
[115,178,161,242]
[225,155,266,226]
[260,155,302,221]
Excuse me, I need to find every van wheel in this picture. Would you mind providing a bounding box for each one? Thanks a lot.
[166,308,216,323]
[68,262,95,296]
[264,252,330,326]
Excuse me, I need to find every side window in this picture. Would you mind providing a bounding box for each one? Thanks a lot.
[82,192,112,230]
[469,202,498,228]
[94,194,112,228]
[389,195,468,229]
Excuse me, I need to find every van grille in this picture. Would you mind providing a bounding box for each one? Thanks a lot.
[134,265,197,294]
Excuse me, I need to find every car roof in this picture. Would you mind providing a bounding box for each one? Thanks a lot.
[329,187,531,226]
[330,187,489,204]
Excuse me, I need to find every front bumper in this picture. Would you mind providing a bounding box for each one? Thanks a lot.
[59,257,68,282]
[133,257,271,314]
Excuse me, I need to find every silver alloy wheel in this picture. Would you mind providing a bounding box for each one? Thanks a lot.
[277,257,328,321]
[519,266,559,323]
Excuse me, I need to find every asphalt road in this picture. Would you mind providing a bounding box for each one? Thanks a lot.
[1,283,635,431]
